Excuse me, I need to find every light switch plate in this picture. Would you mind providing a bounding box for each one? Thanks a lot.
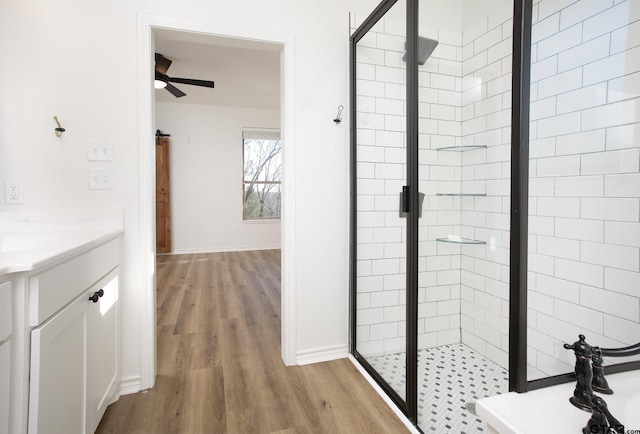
[87,139,113,161]
[88,168,114,190]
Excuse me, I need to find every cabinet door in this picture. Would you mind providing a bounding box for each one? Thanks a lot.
[0,340,10,434]
[29,295,88,434]
[87,270,118,433]
[0,281,10,342]
[0,281,10,434]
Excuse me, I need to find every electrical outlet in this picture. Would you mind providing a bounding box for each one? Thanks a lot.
[87,139,113,161]
[88,168,114,190]
[4,182,24,204]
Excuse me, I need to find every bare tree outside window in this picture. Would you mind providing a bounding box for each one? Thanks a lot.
[243,134,281,219]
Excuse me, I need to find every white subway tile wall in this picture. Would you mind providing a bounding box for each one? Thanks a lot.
[355,11,410,367]
[527,0,640,379]
[355,6,514,367]
[453,6,514,370]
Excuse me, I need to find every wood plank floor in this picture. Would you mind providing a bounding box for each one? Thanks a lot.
[96,250,409,434]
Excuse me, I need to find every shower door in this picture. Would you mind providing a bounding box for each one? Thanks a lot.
[351,0,410,409]
[352,0,515,429]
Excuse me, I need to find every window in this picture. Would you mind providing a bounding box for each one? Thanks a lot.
[242,129,281,220]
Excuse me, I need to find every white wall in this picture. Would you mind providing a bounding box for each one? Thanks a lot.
[0,0,379,389]
[156,103,280,253]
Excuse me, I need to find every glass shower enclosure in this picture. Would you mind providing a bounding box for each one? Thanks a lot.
[351,0,514,430]
[351,0,640,432]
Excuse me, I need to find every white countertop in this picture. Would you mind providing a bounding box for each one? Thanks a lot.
[0,209,123,275]
[477,370,640,434]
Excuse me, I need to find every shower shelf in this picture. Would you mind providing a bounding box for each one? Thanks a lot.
[436,145,487,152]
[436,236,486,245]
[436,193,486,196]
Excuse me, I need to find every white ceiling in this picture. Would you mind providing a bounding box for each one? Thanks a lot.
[154,30,281,109]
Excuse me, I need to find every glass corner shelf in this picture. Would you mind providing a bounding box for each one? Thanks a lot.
[435,144,487,152]
[436,236,486,245]
[436,193,487,196]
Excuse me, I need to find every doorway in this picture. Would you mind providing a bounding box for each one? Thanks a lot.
[138,16,298,390]
[152,31,282,256]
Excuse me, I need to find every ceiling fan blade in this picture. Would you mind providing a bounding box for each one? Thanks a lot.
[165,83,186,98]
[155,53,172,75]
[168,77,215,88]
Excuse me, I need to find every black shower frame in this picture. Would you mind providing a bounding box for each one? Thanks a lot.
[349,0,412,419]
[349,0,640,427]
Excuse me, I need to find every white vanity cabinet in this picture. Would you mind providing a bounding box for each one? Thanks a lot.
[0,281,11,434]
[26,239,119,434]
[0,341,10,434]
[86,270,119,433]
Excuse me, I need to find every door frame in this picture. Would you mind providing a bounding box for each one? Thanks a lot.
[137,14,298,389]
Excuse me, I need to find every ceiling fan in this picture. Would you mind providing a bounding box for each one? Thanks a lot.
[154,53,215,98]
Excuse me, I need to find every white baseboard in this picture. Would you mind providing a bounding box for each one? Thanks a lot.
[348,355,420,434]
[118,375,142,396]
[170,244,281,255]
[296,344,349,366]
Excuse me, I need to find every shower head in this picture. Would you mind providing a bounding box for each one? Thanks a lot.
[402,36,439,65]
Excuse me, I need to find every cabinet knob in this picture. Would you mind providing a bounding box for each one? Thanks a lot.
[89,289,105,303]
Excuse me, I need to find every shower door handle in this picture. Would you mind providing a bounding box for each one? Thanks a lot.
[401,186,410,213]
[399,186,425,218]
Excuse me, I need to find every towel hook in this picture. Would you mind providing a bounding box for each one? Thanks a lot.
[333,105,344,124]
[53,116,65,138]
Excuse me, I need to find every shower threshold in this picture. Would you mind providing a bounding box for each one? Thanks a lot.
[367,343,509,433]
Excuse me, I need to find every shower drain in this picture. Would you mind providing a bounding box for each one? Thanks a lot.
[464,401,477,415]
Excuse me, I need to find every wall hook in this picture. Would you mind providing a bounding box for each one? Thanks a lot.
[53,116,66,138]
[333,105,344,124]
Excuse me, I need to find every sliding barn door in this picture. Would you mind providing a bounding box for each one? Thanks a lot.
[156,136,172,253]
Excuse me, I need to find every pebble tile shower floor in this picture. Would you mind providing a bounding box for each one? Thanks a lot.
[368,343,509,433]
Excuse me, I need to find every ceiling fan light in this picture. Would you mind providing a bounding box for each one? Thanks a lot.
[154,78,167,89]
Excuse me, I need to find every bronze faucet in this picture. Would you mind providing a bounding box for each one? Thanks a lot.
[564,334,596,411]
[564,334,640,433]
